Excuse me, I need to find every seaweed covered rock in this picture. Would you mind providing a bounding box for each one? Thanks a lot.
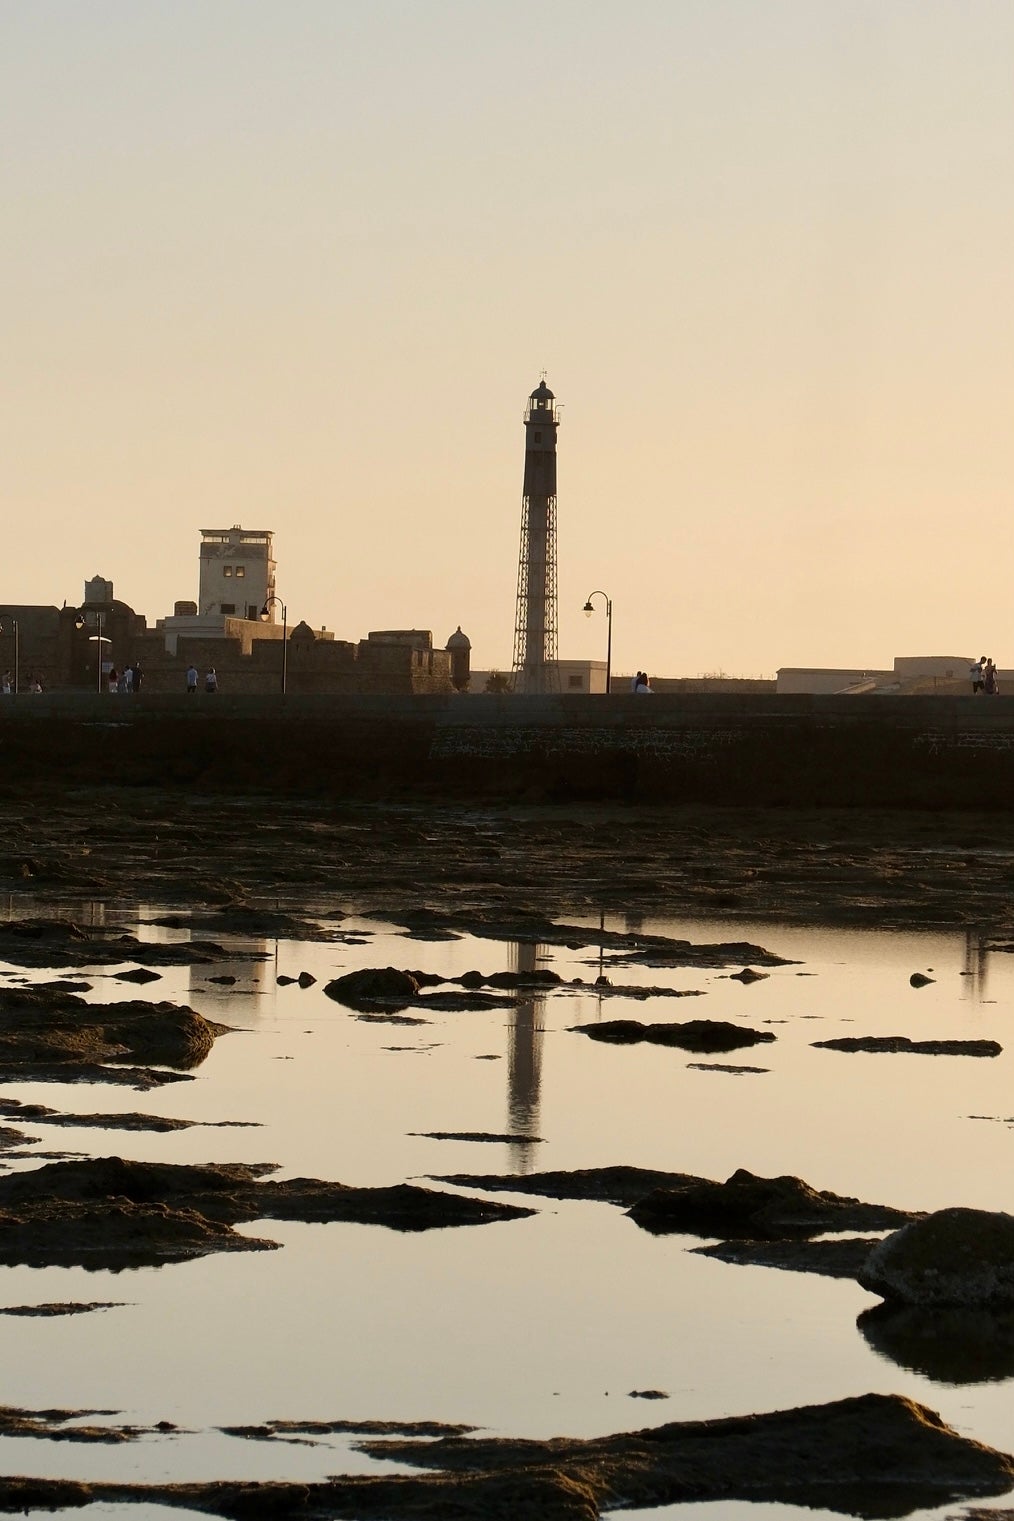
[859,1208,1014,1307]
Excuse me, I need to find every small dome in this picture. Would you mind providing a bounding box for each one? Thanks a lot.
[529,379,554,402]
[289,620,317,643]
[446,625,471,650]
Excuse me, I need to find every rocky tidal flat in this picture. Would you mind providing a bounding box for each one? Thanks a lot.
[2,793,1014,1517]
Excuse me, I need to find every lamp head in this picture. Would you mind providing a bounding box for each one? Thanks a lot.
[74,613,85,630]
[582,600,594,617]
[259,605,270,622]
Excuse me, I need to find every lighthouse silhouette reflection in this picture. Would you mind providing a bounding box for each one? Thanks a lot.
[505,939,547,1171]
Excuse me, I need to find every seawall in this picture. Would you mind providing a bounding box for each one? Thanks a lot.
[2,693,1013,807]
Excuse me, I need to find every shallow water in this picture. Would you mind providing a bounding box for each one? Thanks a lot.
[2,904,1014,1519]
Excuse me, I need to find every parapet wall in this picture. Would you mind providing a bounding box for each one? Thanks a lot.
[1,692,1013,806]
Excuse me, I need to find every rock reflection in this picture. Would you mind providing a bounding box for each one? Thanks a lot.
[859,1301,1014,1384]
[506,941,545,1172]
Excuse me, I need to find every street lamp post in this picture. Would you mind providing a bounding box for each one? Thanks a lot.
[74,610,108,692]
[0,616,19,694]
[582,591,612,694]
[259,597,288,694]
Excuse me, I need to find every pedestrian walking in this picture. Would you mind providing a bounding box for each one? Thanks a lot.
[107,667,118,694]
[970,656,985,694]
[130,662,142,693]
[204,667,218,694]
[985,659,1000,696]
[2,672,11,695]
[185,664,198,694]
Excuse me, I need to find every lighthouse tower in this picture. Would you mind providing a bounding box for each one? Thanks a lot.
[511,379,560,693]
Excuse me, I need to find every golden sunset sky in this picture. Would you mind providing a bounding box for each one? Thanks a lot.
[4,1,1013,677]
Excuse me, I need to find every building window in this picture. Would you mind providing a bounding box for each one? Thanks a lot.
[568,674,584,689]
[236,565,245,577]
[534,432,542,443]
[223,566,233,577]
[221,603,236,615]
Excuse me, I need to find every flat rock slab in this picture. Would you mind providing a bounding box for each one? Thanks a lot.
[377,910,794,968]
[572,1019,775,1053]
[0,918,265,969]
[692,1236,882,1278]
[0,1099,257,1133]
[430,1165,705,1207]
[0,1157,534,1269]
[814,1036,1002,1056]
[411,1132,545,1144]
[628,1168,920,1239]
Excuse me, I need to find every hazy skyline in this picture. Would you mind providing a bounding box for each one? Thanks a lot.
[4,1,1013,678]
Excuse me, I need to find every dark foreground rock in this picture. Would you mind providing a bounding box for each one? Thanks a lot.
[628,1168,919,1239]
[572,1018,775,1053]
[859,1208,1014,1307]
[814,1036,1002,1056]
[0,1157,534,1269]
[356,1392,1014,1517]
[0,1394,1009,1519]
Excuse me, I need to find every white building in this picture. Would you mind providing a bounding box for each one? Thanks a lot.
[198,526,276,621]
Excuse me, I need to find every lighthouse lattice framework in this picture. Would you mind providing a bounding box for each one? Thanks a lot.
[511,379,560,693]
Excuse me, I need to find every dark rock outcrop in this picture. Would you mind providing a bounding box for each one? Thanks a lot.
[323,967,420,1010]
[814,1035,1002,1056]
[572,1019,775,1053]
[0,1157,534,1269]
[628,1168,919,1239]
[0,987,230,1081]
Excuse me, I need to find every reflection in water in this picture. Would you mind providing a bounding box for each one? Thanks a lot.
[963,929,991,1003]
[185,936,272,1024]
[506,941,545,1172]
[859,1301,1014,1384]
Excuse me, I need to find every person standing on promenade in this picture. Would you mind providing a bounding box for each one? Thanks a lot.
[130,662,142,693]
[185,664,198,694]
[985,659,1000,696]
[204,667,218,694]
[970,657,985,694]
[2,673,11,695]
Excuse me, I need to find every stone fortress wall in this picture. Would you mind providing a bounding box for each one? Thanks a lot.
[2,692,1014,807]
